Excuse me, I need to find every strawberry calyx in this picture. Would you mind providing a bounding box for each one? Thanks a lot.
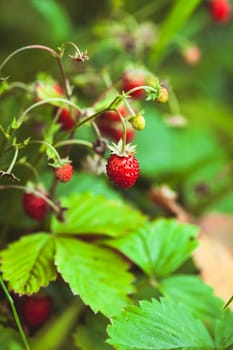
[108,139,136,157]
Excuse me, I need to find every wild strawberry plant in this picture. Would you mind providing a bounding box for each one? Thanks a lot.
[0,1,232,350]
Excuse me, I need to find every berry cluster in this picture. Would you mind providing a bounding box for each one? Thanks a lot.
[19,66,168,220]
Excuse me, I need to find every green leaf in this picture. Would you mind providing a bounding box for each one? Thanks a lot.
[107,298,214,349]
[160,275,224,326]
[135,105,224,178]
[55,237,134,316]
[73,311,112,350]
[55,172,121,200]
[30,0,72,42]
[0,233,56,294]
[214,309,233,350]
[150,0,202,63]
[107,219,198,277]
[51,192,146,237]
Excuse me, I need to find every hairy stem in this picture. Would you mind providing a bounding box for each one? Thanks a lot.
[18,98,81,123]
[0,45,58,73]
[0,185,60,215]
[0,276,31,350]
[6,147,19,173]
[55,139,93,149]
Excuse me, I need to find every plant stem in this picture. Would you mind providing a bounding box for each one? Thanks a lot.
[116,109,127,152]
[55,139,93,149]
[0,185,60,215]
[125,85,158,97]
[18,98,81,123]
[76,109,107,128]
[0,45,58,73]
[18,159,40,183]
[0,276,30,350]
[6,146,19,173]
[30,140,62,164]
[122,97,136,116]
[56,56,72,99]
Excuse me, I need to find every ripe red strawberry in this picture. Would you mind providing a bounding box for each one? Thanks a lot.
[97,105,135,142]
[209,0,232,22]
[54,107,78,131]
[121,70,145,99]
[54,163,73,182]
[34,82,63,102]
[99,104,128,122]
[97,123,135,143]
[23,190,49,221]
[22,295,52,328]
[54,83,64,95]
[106,142,140,189]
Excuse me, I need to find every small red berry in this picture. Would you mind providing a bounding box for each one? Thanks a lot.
[97,105,135,142]
[23,191,49,221]
[53,84,64,95]
[54,163,73,183]
[97,123,135,143]
[121,71,145,99]
[54,107,78,131]
[22,295,52,328]
[106,154,140,189]
[99,105,128,122]
[209,0,232,22]
[34,82,63,102]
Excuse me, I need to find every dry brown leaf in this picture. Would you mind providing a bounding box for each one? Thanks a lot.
[199,212,233,247]
[193,234,233,308]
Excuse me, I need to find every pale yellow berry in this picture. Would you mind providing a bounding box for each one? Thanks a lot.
[156,86,169,103]
[131,115,146,131]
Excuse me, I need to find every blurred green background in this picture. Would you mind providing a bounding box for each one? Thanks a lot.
[0,0,233,216]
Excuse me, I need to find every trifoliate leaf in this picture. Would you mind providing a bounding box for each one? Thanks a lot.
[55,237,134,316]
[73,311,112,350]
[0,233,56,294]
[160,275,224,326]
[107,219,198,277]
[107,298,214,349]
[214,309,233,350]
[51,192,146,237]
